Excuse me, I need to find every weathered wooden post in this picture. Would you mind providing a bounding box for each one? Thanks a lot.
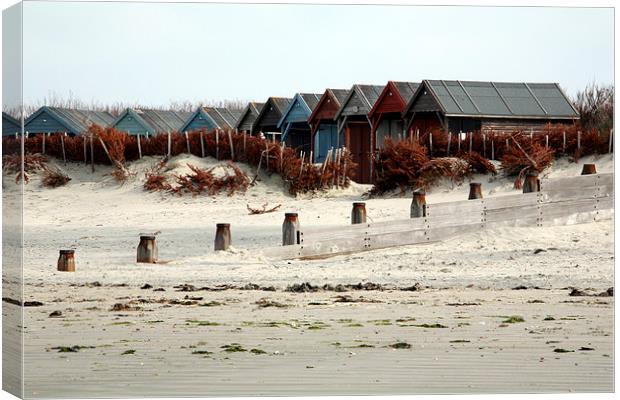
[57,250,75,272]
[167,131,172,159]
[137,133,142,159]
[83,135,88,165]
[60,132,67,165]
[282,213,300,246]
[522,171,541,193]
[184,131,191,154]
[351,202,367,224]
[214,223,231,251]
[137,235,157,263]
[468,182,483,200]
[42,132,46,154]
[609,129,613,154]
[410,189,427,218]
[447,132,451,156]
[90,134,95,173]
[200,131,205,157]
[581,163,597,175]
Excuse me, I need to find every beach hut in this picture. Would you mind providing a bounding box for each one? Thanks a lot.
[334,84,384,184]
[2,112,20,136]
[402,80,579,135]
[179,107,242,133]
[112,108,191,136]
[24,106,115,136]
[251,97,293,140]
[307,88,349,163]
[277,93,322,154]
[234,102,264,134]
[368,81,419,149]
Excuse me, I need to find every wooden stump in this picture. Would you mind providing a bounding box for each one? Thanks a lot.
[137,235,157,263]
[522,171,541,193]
[468,182,483,200]
[57,250,75,272]
[410,189,427,218]
[214,223,231,251]
[351,202,367,224]
[581,164,597,175]
[282,213,300,246]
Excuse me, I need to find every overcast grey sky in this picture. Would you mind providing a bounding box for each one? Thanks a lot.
[21,1,614,107]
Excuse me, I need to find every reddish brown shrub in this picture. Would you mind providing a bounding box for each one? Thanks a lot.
[41,167,71,188]
[372,139,430,194]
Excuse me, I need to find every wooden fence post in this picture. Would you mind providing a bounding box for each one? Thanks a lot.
[577,130,581,150]
[491,139,495,160]
[482,133,486,157]
[457,132,461,152]
[60,132,67,165]
[581,163,597,175]
[609,129,613,154]
[57,250,75,272]
[90,134,95,173]
[429,132,433,156]
[410,189,427,218]
[228,130,234,160]
[167,131,172,159]
[184,131,190,154]
[200,131,205,158]
[469,131,472,152]
[137,235,157,263]
[214,223,231,251]
[562,131,566,153]
[83,135,88,165]
[282,213,301,246]
[523,171,541,193]
[42,132,46,154]
[447,131,451,156]
[545,135,549,149]
[351,202,367,224]
[468,182,482,200]
[216,129,220,160]
[137,133,142,159]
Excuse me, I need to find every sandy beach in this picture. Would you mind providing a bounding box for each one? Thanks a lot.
[6,153,614,397]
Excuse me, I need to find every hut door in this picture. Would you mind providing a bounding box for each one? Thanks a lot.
[348,123,371,184]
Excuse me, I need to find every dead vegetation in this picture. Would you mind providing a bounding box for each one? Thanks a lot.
[41,167,71,188]
[247,203,281,215]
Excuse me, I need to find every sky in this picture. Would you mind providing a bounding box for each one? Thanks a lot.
[16,1,615,108]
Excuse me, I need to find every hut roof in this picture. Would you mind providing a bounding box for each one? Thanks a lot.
[2,112,20,135]
[234,102,265,130]
[368,81,420,118]
[204,107,243,130]
[114,108,191,134]
[335,84,385,120]
[307,89,350,125]
[253,97,293,132]
[277,93,322,128]
[404,80,579,119]
[25,106,115,134]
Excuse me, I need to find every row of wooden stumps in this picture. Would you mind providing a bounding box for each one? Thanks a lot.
[55,163,599,270]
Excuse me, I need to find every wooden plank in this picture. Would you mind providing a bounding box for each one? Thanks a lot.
[541,173,611,191]
[426,198,484,216]
[483,192,542,210]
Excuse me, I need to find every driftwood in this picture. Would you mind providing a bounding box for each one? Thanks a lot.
[247,203,282,215]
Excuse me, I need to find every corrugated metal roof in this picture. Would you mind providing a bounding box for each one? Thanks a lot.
[25,106,115,134]
[270,97,293,114]
[357,85,384,109]
[133,109,192,133]
[330,89,350,105]
[234,102,265,130]
[425,80,578,118]
[204,107,243,129]
[335,84,385,120]
[392,81,420,103]
[300,93,322,111]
